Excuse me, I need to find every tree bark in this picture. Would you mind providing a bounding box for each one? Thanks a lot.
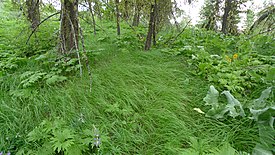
[152,3,158,46]
[60,0,79,54]
[171,10,180,31]
[222,0,232,34]
[123,0,129,20]
[26,0,40,29]
[144,1,157,51]
[132,3,141,26]
[87,0,96,36]
[94,0,102,20]
[115,0,121,35]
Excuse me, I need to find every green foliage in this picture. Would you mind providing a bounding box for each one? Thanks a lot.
[181,140,248,155]
[190,50,273,95]
[1,1,273,154]
[203,85,245,119]
[19,71,67,88]
[203,85,275,154]
[160,29,275,95]
[115,27,145,50]
[17,118,100,155]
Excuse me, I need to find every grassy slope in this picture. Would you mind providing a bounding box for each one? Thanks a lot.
[0,4,259,154]
[1,49,258,154]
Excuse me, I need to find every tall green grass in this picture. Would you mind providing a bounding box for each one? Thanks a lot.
[0,2,260,153]
[0,49,259,154]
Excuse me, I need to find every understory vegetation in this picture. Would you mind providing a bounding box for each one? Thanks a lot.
[0,1,274,155]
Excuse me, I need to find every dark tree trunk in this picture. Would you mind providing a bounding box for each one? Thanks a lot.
[115,0,121,35]
[222,0,232,34]
[87,0,96,36]
[26,0,40,29]
[144,1,157,51]
[60,0,79,54]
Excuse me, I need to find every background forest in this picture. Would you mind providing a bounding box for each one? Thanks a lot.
[0,0,274,154]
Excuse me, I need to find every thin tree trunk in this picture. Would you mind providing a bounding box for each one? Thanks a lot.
[115,0,120,35]
[94,0,102,20]
[26,0,40,29]
[124,0,129,20]
[60,0,79,54]
[171,10,180,31]
[132,4,140,26]
[152,3,157,46]
[222,0,232,34]
[87,0,96,36]
[144,1,157,51]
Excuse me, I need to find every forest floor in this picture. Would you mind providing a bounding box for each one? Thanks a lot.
[1,3,273,155]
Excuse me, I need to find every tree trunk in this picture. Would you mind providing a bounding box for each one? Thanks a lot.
[222,0,232,34]
[115,0,121,35]
[171,10,180,31]
[152,3,157,46]
[144,1,157,51]
[123,0,129,20]
[60,0,79,54]
[87,0,96,36]
[132,4,141,26]
[94,0,102,20]
[26,0,40,29]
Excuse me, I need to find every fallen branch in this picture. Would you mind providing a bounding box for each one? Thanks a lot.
[79,15,107,34]
[164,20,191,45]
[248,27,275,39]
[67,13,83,77]
[26,11,60,44]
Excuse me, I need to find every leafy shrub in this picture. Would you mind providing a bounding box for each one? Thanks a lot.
[17,118,101,155]
[201,86,275,154]
[188,50,273,95]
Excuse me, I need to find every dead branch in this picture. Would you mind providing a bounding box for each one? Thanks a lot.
[67,13,83,77]
[26,11,60,44]
[164,20,191,45]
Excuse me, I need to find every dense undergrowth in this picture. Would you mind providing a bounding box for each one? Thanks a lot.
[0,2,274,155]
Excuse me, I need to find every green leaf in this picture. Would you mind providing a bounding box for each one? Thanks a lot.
[265,67,275,83]
[203,85,219,108]
[221,91,245,118]
[46,75,67,85]
[203,86,226,119]
[66,145,83,155]
[253,145,273,155]
[251,87,272,109]
[213,143,236,155]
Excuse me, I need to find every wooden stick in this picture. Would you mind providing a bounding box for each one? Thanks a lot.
[164,20,191,45]
[26,11,60,44]
[67,13,83,77]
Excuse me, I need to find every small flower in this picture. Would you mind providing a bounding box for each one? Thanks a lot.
[233,53,238,59]
[0,152,10,155]
[78,113,85,123]
[92,126,101,147]
[94,137,101,147]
